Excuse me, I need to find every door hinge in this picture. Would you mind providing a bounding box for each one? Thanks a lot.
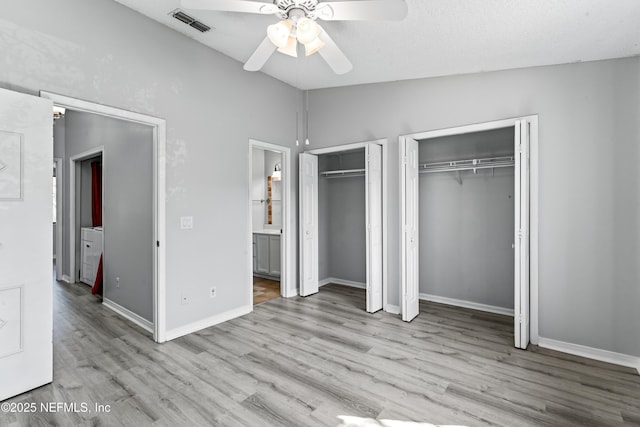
[519,314,527,324]
[157,241,160,247]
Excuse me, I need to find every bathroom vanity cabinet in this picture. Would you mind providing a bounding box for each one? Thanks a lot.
[253,232,281,278]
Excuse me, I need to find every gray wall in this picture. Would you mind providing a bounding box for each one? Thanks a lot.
[419,129,515,309]
[1,0,299,332]
[251,147,265,231]
[308,57,640,358]
[63,110,154,322]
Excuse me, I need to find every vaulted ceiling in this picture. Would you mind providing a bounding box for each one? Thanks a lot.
[113,0,640,89]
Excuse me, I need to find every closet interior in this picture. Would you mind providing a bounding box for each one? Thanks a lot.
[318,148,366,302]
[418,127,516,316]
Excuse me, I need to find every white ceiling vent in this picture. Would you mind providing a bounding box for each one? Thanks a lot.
[170,9,211,33]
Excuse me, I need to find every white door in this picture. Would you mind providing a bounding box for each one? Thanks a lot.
[365,144,383,313]
[299,153,319,296]
[401,137,420,321]
[514,119,531,349]
[0,88,53,400]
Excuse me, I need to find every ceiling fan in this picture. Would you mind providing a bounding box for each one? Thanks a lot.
[181,0,408,74]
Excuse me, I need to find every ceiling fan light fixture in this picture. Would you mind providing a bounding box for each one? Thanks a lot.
[296,17,321,44]
[277,36,298,57]
[304,37,325,56]
[267,20,292,48]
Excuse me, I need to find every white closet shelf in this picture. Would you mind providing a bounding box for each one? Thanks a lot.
[419,156,514,174]
[320,168,365,178]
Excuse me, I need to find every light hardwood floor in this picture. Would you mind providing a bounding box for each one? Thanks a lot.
[253,277,280,305]
[2,279,640,426]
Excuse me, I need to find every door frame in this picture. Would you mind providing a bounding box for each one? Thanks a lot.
[248,139,294,301]
[40,91,167,343]
[304,139,389,311]
[54,157,63,281]
[398,116,539,345]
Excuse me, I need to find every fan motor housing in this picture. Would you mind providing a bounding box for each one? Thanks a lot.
[275,0,319,18]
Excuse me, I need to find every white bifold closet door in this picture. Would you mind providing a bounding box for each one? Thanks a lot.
[0,88,53,400]
[514,119,531,349]
[401,137,420,322]
[299,152,319,296]
[365,143,383,313]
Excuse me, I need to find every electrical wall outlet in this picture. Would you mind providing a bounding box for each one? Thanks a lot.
[181,293,189,305]
[116,277,120,288]
[209,287,216,299]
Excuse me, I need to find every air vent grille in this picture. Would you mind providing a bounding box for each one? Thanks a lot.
[189,21,211,33]
[170,9,212,33]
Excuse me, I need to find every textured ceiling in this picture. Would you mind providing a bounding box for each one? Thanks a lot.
[112,0,640,89]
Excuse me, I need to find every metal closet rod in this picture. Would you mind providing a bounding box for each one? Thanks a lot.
[319,168,365,178]
[419,156,514,174]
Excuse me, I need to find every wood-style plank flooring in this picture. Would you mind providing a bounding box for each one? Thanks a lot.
[253,277,280,305]
[3,279,640,426]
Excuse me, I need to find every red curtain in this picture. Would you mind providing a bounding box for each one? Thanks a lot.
[91,161,102,227]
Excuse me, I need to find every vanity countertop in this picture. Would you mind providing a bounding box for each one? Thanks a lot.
[253,229,281,235]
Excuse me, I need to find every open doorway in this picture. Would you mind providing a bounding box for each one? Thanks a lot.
[400,116,539,349]
[70,149,103,289]
[42,91,167,343]
[249,139,292,305]
[299,140,385,313]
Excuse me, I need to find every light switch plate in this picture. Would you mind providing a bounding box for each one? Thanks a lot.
[180,216,193,230]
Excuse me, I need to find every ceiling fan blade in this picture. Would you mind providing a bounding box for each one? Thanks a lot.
[314,0,407,21]
[181,0,278,14]
[318,29,352,75]
[244,36,277,71]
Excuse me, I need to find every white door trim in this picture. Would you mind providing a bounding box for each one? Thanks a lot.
[305,141,372,155]
[399,115,539,344]
[54,158,63,281]
[249,139,294,300]
[40,91,167,343]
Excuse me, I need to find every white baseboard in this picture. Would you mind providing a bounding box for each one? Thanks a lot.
[61,275,72,284]
[385,304,400,315]
[419,293,514,316]
[103,298,153,333]
[538,337,640,374]
[165,305,252,341]
[319,277,366,289]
